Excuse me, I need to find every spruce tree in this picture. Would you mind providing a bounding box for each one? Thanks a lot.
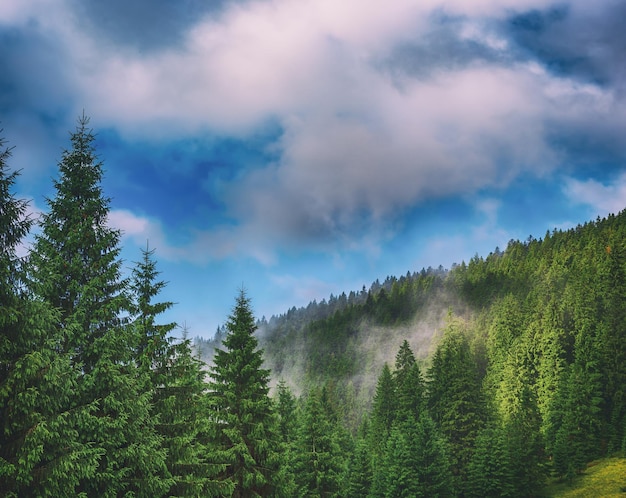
[345,422,373,498]
[130,247,228,496]
[367,363,396,463]
[427,315,485,494]
[466,426,515,498]
[393,340,425,421]
[208,289,282,497]
[159,332,230,497]
[28,115,168,496]
[130,242,176,371]
[292,388,345,497]
[370,413,452,498]
[0,134,101,496]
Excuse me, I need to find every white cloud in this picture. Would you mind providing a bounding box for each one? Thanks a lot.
[107,209,185,260]
[564,174,626,216]
[8,0,625,262]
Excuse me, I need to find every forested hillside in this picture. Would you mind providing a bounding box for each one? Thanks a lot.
[2,118,625,496]
[199,199,626,495]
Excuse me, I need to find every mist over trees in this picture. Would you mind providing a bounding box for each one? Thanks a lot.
[1,117,626,496]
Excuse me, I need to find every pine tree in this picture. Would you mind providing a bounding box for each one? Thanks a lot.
[275,380,298,497]
[0,133,108,496]
[466,426,515,498]
[345,422,373,498]
[28,115,168,496]
[370,413,452,498]
[208,289,282,497]
[393,340,425,421]
[292,387,345,497]
[130,247,228,496]
[159,333,230,497]
[130,242,176,371]
[367,363,396,463]
[598,237,626,452]
[427,315,484,493]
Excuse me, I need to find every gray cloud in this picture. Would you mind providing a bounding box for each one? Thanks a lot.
[507,1,626,86]
[380,14,512,81]
[71,0,238,52]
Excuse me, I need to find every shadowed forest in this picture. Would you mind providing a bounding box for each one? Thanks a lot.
[2,118,626,497]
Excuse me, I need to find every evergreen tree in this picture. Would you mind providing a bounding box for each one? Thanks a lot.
[208,289,282,497]
[0,134,101,496]
[130,242,176,371]
[159,333,230,497]
[275,380,298,497]
[427,315,484,493]
[345,422,373,498]
[292,388,345,497]
[130,247,227,496]
[367,363,396,463]
[29,115,168,496]
[466,426,515,498]
[370,413,452,498]
[598,237,626,452]
[393,340,425,421]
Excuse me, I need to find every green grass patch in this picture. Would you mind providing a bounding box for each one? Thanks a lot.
[546,457,626,497]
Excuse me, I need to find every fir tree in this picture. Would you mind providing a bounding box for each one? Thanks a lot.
[367,363,396,463]
[130,247,228,496]
[345,423,373,498]
[393,340,425,421]
[0,134,101,496]
[29,115,168,496]
[130,242,176,371]
[466,426,515,498]
[370,413,452,498]
[208,289,282,497]
[292,388,345,497]
[427,315,484,493]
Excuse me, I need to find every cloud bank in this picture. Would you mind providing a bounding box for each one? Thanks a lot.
[3,0,626,264]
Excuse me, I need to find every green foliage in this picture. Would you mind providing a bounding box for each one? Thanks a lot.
[393,340,425,421]
[292,387,347,497]
[427,316,484,493]
[466,426,516,498]
[28,115,169,496]
[370,413,452,498]
[208,289,282,497]
[6,115,626,497]
[367,363,396,463]
[0,133,102,496]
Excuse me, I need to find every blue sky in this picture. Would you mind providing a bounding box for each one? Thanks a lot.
[2,0,626,338]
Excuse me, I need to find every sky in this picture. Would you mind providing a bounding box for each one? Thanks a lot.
[2,0,626,338]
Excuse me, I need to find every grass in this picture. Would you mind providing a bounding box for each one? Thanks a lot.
[546,457,626,497]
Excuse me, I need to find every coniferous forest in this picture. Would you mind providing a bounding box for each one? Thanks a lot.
[2,117,626,497]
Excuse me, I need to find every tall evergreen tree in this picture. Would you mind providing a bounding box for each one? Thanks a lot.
[0,134,101,496]
[345,421,373,498]
[130,247,228,496]
[292,388,345,498]
[367,363,396,463]
[208,289,282,497]
[370,413,452,498]
[598,237,626,452]
[393,340,425,421]
[427,315,484,494]
[466,426,515,498]
[130,242,176,371]
[28,115,168,496]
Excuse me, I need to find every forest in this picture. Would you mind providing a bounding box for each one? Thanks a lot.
[2,116,626,497]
